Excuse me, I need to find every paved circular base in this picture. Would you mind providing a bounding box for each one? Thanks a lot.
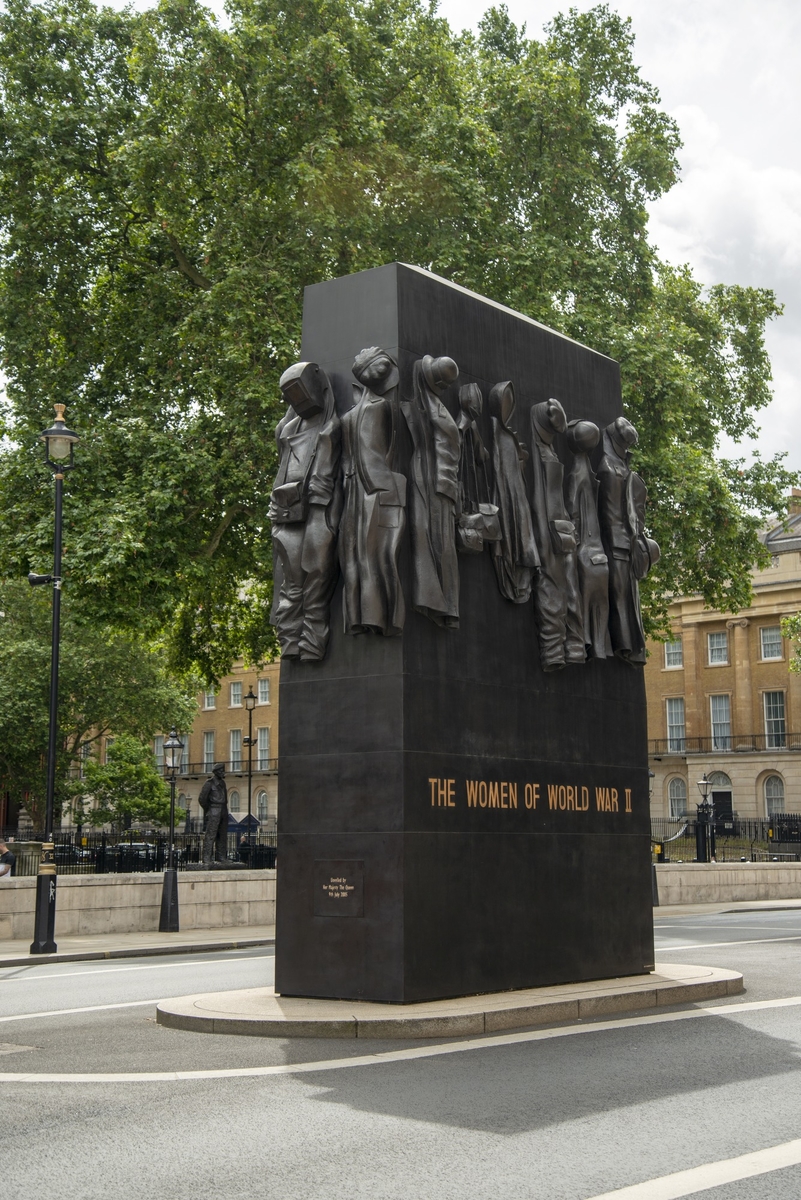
[156,963,743,1039]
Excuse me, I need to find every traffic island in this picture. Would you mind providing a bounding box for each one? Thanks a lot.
[156,962,743,1039]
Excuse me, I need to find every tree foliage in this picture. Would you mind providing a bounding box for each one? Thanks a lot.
[0,0,793,678]
[0,579,197,828]
[68,732,177,837]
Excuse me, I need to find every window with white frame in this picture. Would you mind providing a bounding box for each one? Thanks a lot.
[105,737,115,763]
[666,697,686,752]
[203,689,216,710]
[230,681,242,707]
[80,741,91,778]
[765,774,785,816]
[203,732,215,771]
[763,691,786,748]
[257,727,270,769]
[258,677,270,705]
[229,729,242,770]
[664,640,683,668]
[710,694,731,750]
[760,626,783,660]
[153,735,164,770]
[257,790,268,820]
[668,777,687,818]
[707,632,728,665]
[229,789,241,813]
[178,735,189,771]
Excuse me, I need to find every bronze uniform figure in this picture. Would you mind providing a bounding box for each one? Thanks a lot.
[597,416,660,663]
[270,361,341,661]
[529,398,585,670]
[402,354,461,627]
[488,380,539,603]
[565,419,612,659]
[339,347,407,636]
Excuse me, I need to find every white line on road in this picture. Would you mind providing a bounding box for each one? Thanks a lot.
[0,1000,158,1023]
[583,1136,801,1199]
[1,994,799,1082]
[0,954,270,983]
[655,934,801,951]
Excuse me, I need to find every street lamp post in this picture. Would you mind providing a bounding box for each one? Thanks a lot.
[158,729,184,932]
[696,774,715,864]
[243,687,257,861]
[29,404,79,955]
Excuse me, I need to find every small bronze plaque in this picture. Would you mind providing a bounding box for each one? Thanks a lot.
[314,860,364,918]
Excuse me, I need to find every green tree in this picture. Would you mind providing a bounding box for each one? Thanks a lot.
[0,0,793,674]
[0,578,197,829]
[68,733,177,838]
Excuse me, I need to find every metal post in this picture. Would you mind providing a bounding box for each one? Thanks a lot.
[30,472,63,954]
[159,772,179,932]
[247,702,253,848]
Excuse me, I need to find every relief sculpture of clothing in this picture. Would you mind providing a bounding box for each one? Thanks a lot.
[597,417,660,664]
[529,399,585,670]
[456,383,501,554]
[339,347,406,637]
[489,381,539,603]
[270,361,341,661]
[401,354,461,627]
[565,420,611,659]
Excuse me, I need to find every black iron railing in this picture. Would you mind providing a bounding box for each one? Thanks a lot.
[1,830,278,876]
[650,814,801,863]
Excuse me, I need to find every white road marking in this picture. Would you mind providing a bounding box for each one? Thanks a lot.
[0,1000,158,1023]
[1,994,799,1082]
[583,1136,801,1199]
[0,954,270,983]
[655,934,801,951]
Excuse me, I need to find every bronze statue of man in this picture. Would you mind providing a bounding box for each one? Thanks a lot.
[199,762,229,865]
[270,361,342,661]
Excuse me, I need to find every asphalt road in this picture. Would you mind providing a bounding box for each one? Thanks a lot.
[1,909,800,1200]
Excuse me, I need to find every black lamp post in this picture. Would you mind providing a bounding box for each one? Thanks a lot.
[29,404,80,955]
[158,728,184,932]
[243,686,257,857]
[696,774,714,864]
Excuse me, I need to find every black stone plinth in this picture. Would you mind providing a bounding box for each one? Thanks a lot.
[275,263,654,1004]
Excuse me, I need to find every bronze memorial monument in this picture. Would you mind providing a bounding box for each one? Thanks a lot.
[272,263,659,1003]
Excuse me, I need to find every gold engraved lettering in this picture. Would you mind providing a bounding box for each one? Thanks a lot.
[525,783,538,810]
[559,784,567,810]
[595,787,607,812]
[501,782,508,809]
[489,781,500,808]
[567,785,575,811]
[447,779,456,808]
[581,786,589,811]
[429,778,438,807]
[610,788,619,812]
[548,784,559,810]
[625,788,632,814]
[466,780,479,808]
[479,781,488,808]
[509,782,518,810]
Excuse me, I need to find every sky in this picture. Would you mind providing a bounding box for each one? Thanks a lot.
[436,0,801,471]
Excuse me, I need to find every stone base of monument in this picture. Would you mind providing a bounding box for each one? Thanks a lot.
[156,963,742,1039]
